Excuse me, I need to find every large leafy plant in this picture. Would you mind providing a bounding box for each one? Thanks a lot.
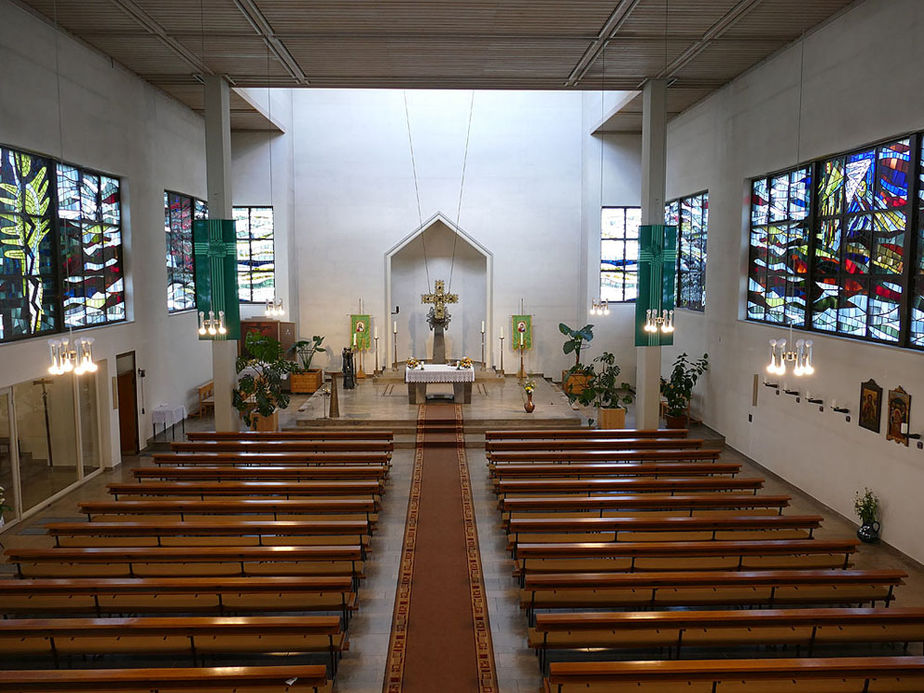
[660,352,709,417]
[290,335,326,372]
[233,332,296,427]
[559,323,594,370]
[572,351,635,409]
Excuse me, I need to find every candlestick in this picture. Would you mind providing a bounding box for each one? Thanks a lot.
[480,330,486,370]
[481,320,485,333]
[393,331,398,370]
[498,335,505,375]
[374,336,380,374]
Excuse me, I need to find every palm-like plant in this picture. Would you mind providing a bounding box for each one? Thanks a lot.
[233,332,296,427]
[559,323,594,370]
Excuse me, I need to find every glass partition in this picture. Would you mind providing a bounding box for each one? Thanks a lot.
[77,373,101,474]
[0,391,15,525]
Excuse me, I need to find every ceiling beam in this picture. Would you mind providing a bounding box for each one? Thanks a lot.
[231,0,309,85]
[108,0,213,76]
[564,0,642,87]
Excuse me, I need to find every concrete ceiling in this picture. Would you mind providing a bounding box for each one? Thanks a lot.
[12,0,858,131]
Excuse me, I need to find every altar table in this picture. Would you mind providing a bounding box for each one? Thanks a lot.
[405,364,474,404]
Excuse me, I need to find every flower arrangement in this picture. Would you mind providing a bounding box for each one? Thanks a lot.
[523,379,536,394]
[458,356,473,369]
[854,488,879,526]
[406,357,420,369]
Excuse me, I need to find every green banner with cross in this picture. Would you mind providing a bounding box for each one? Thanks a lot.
[193,219,241,341]
[634,224,677,347]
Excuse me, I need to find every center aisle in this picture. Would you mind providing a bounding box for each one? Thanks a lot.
[383,403,497,693]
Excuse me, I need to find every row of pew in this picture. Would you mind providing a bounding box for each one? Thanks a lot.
[485,427,924,692]
[1,428,395,692]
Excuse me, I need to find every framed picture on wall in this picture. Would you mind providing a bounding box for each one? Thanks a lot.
[886,386,911,447]
[858,379,883,433]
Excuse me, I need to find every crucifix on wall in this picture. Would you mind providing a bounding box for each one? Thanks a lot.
[421,279,459,363]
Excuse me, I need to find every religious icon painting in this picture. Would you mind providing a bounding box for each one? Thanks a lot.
[350,315,371,350]
[511,314,532,350]
[886,386,911,447]
[858,379,883,434]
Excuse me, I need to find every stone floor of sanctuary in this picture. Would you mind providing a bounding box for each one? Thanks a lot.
[2,384,924,692]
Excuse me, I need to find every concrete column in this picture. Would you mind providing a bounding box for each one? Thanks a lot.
[636,79,668,429]
[204,75,239,432]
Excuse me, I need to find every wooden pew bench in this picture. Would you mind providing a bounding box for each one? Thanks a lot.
[0,615,346,672]
[0,576,357,622]
[45,519,373,550]
[519,569,905,622]
[500,494,791,520]
[79,499,379,524]
[107,480,384,501]
[531,607,924,670]
[490,462,740,480]
[134,465,389,482]
[513,539,859,582]
[153,452,393,467]
[495,477,765,499]
[543,656,924,693]
[487,438,705,454]
[486,429,689,440]
[489,449,722,465]
[172,440,394,454]
[506,514,823,550]
[0,665,331,692]
[5,545,365,585]
[187,430,394,441]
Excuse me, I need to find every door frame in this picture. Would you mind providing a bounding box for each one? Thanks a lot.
[115,351,139,455]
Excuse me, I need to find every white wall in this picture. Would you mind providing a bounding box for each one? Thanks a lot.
[664,0,924,561]
[0,0,212,465]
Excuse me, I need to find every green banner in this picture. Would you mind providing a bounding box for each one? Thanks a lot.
[351,314,371,350]
[193,219,241,341]
[634,224,677,347]
[512,314,532,350]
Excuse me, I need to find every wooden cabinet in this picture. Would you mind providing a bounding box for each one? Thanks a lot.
[239,320,296,359]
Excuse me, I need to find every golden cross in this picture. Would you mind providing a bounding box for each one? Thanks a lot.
[421,279,459,321]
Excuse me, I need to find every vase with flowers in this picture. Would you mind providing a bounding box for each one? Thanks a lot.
[854,488,881,543]
[523,379,536,413]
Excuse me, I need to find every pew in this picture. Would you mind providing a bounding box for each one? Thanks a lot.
[520,569,905,621]
[153,452,392,466]
[491,462,740,479]
[543,656,924,693]
[0,576,356,622]
[108,480,384,500]
[134,465,389,482]
[0,615,345,672]
[172,440,393,453]
[495,477,765,498]
[0,665,331,692]
[486,429,689,440]
[187,430,394,441]
[45,520,373,549]
[531,607,924,670]
[506,514,823,550]
[79,499,379,523]
[500,494,791,519]
[5,545,365,585]
[489,449,722,464]
[513,538,859,582]
[486,437,704,452]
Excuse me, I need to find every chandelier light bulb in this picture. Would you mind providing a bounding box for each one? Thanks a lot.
[218,310,227,335]
[603,301,610,316]
[197,311,207,336]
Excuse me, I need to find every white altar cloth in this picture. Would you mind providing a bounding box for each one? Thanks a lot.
[405,364,475,384]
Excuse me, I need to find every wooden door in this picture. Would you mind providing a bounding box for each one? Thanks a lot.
[117,371,138,455]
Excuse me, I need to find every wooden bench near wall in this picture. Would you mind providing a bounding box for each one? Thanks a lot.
[486,428,690,440]
[153,452,393,466]
[494,476,765,498]
[491,462,740,480]
[488,449,722,464]
[500,493,792,519]
[187,430,395,441]
[172,440,394,454]
[79,499,380,523]
[107,480,385,501]
[486,437,705,453]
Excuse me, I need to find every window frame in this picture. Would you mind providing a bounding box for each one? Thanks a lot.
[164,190,206,314]
[666,190,709,312]
[600,205,641,304]
[233,205,275,305]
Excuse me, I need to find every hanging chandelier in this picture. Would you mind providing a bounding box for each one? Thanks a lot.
[643,309,674,334]
[590,299,610,316]
[265,297,284,317]
[766,326,814,377]
[198,310,227,337]
[48,335,97,376]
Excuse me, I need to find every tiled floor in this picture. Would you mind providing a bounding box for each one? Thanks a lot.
[2,379,923,692]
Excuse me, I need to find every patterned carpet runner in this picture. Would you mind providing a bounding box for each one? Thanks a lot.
[383,403,497,692]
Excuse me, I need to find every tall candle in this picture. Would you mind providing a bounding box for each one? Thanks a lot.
[393,321,397,334]
[374,327,378,339]
[520,332,524,346]
[481,320,485,333]
[499,327,504,339]
[353,333,357,347]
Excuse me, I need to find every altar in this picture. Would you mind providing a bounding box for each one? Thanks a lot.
[405,364,474,404]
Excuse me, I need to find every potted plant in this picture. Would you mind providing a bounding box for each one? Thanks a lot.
[660,352,709,428]
[559,323,594,396]
[289,335,326,394]
[854,488,881,543]
[233,332,296,431]
[572,351,635,428]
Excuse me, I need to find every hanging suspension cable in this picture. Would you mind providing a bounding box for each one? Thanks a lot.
[403,91,430,292]
[449,90,475,293]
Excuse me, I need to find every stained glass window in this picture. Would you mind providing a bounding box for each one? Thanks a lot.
[57,164,124,327]
[912,137,924,347]
[812,138,910,343]
[666,192,708,311]
[164,192,206,313]
[600,206,641,303]
[747,167,812,325]
[234,206,275,304]
[0,147,57,341]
